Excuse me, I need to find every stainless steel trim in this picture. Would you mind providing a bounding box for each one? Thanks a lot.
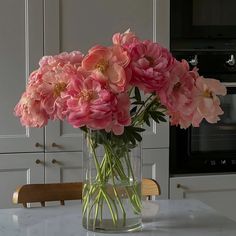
[222,82,236,87]
[226,55,236,66]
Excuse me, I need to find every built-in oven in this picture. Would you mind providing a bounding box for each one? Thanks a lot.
[171,0,236,51]
[170,0,236,174]
[170,51,236,174]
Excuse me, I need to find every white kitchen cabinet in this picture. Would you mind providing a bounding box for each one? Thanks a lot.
[0,152,82,209]
[0,153,44,208]
[45,152,83,183]
[0,0,44,209]
[0,0,83,154]
[170,174,236,221]
[45,122,83,152]
[44,0,158,152]
[44,0,171,150]
[0,0,82,209]
[0,0,170,208]
[143,149,169,199]
[0,0,44,153]
[0,152,83,208]
[44,0,170,197]
[0,0,82,153]
[156,0,170,48]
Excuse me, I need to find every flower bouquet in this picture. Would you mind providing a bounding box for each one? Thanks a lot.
[15,30,226,232]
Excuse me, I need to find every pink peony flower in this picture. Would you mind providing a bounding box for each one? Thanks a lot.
[105,92,131,135]
[14,31,226,134]
[67,76,115,130]
[38,65,71,120]
[129,40,175,93]
[192,77,227,126]
[14,91,49,128]
[158,60,198,128]
[167,110,194,129]
[82,45,130,93]
[39,51,83,69]
[112,29,139,47]
[36,52,84,120]
[159,60,227,128]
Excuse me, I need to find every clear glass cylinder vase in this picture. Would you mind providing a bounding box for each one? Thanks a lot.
[82,129,142,233]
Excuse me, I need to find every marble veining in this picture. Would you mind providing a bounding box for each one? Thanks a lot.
[0,200,235,236]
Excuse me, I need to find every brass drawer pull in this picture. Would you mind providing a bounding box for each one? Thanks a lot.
[35,159,42,164]
[35,142,43,148]
[51,142,62,148]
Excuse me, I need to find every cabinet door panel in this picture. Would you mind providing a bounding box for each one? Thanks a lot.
[44,0,170,150]
[44,0,170,197]
[44,0,154,151]
[0,0,44,153]
[142,121,169,149]
[45,122,82,152]
[58,0,153,52]
[0,153,44,208]
[142,0,170,149]
[143,149,169,199]
[156,0,170,48]
[45,152,82,183]
[170,175,236,221]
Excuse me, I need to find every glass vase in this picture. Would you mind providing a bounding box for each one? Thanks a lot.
[82,129,142,232]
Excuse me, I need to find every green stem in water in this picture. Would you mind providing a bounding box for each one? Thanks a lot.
[104,142,141,214]
[87,135,102,181]
[99,198,104,223]
[105,147,126,226]
[93,193,101,229]
[83,131,142,227]
[101,188,118,224]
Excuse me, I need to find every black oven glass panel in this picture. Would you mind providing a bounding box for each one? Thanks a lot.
[170,86,236,174]
[191,91,236,153]
[192,0,236,26]
[170,0,236,51]
[170,0,236,174]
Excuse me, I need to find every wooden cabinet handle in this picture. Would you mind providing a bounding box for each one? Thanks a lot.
[51,159,57,164]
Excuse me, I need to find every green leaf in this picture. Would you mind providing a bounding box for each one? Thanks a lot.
[155,111,166,117]
[123,127,136,145]
[80,126,88,132]
[130,106,137,116]
[149,111,167,123]
[132,132,142,142]
[128,134,136,146]
[149,111,160,122]
[133,127,145,132]
[157,116,167,122]
[144,116,151,126]
[134,87,141,102]
[146,119,151,126]
[132,101,145,105]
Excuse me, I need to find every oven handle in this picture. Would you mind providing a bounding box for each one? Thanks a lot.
[222,82,236,87]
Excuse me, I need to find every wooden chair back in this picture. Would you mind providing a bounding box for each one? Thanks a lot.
[12,182,82,208]
[13,178,160,207]
[141,178,161,200]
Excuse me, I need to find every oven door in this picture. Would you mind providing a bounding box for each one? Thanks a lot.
[171,0,236,40]
[170,85,236,175]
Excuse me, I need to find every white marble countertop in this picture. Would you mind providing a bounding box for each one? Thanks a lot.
[0,200,236,236]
